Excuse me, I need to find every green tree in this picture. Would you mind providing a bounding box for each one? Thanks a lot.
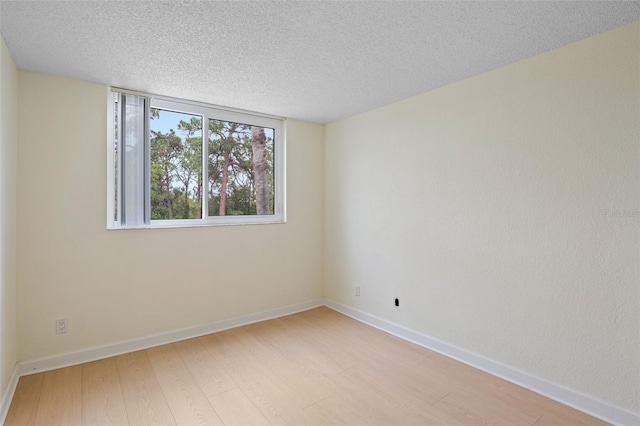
[177,118,203,218]
[150,129,182,219]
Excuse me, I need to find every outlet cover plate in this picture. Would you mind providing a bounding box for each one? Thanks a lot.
[56,319,68,334]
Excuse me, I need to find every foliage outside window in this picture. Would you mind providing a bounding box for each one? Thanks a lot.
[108,89,285,229]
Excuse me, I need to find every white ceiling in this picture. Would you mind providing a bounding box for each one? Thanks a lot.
[1,1,638,123]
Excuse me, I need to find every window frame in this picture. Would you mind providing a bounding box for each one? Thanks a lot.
[107,87,286,230]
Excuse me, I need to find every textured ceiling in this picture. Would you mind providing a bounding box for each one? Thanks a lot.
[1,1,638,123]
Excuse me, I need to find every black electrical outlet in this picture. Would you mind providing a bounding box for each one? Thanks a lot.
[395,298,399,307]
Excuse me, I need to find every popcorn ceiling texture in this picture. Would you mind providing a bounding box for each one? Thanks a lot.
[0,1,638,123]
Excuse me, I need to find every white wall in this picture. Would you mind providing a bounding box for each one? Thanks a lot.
[325,22,639,413]
[0,35,18,401]
[17,72,324,361]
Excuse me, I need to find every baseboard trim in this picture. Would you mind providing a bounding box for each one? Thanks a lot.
[18,298,324,377]
[323,298,640,426]
[0,364,20,425]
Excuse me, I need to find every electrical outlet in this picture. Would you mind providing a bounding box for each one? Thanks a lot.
[355,286,360,296]
[56,319,68,334]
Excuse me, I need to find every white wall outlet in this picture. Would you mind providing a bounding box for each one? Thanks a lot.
[56,318,68,334]
[356,286,361,296]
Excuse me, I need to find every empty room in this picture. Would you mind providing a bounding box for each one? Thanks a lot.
[0,1,638,425]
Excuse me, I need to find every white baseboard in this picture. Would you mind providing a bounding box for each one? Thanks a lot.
[323,298,640,426]
[0,364,20,425]
[18,298,324,377]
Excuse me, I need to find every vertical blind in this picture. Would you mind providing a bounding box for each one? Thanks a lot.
[119,93,149,226]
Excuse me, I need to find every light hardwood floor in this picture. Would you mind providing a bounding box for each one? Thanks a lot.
[5,307,607,425]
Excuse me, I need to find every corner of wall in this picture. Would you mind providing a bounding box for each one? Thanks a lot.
[0,33,20,423]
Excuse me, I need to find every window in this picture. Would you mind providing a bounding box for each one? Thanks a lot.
[107,89,285,229]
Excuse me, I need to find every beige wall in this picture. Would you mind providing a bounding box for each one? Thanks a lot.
[324,22,640,413]
[17,72,324,361]
[0,35,18,400]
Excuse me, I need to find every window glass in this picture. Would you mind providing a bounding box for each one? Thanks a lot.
[150,109,203,220]
[208,119,274,216]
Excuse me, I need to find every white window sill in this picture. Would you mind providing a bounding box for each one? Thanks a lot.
[107,216,285,230]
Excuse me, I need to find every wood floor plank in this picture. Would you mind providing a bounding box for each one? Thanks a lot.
[33,365,82,426]
[146,344,223,425]
[433,390,540,425]
[200,327,259,359]
[208,388,271,426]
[420,353,577,421]
[304,392,393,425]
[244,318,345,376]
[216,327,334,409]
[238,349,334,409]
[325,366,446,424]
[199,330,305,424]
[173,337,237,398]
[277,312,359,370]
[81,358,129,425]
[4,373,45,426]
[345,363,448,408]
[300,307,432,373]
[532,402,609,425]
[216,352,319,425]
[114,351,176,425]
[302,306,433,364]
[304,383,459,426]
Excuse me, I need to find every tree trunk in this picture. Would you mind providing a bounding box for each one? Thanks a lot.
[184,182,190,217]
[196,173,202,219]
[165,165,173,219]
[219,151,230,215]
[251,126,270,215]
